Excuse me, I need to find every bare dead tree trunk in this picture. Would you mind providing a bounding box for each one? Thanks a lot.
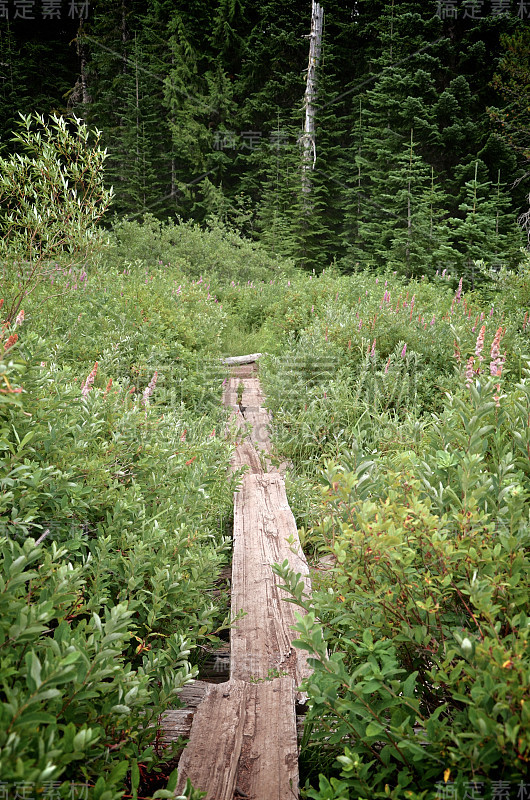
[301,0,324,204]
[519,195,530,248]
[77,21,89,105]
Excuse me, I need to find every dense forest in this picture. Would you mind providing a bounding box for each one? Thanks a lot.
[1,2,530,799]
[1,0,529,275]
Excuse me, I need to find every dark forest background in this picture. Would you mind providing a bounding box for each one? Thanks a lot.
[1,0,529,276]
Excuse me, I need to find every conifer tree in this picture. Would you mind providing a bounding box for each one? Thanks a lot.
[384,130,448,277]
[447,161,523,287]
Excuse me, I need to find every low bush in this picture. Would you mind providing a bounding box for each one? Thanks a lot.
[274,363,530,800]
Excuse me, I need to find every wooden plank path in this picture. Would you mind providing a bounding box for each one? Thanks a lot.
[169,360,312,799]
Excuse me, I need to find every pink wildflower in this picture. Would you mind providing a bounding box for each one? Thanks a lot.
[81,361,98,397]
[370,339,376,358]
[15,309,24,326]
[142,371,158,405]
[455,277,463,304]
[401,343,407,359]
[465,356,475,387]
[103,378,113,399]
[430,315,435,325]
[490,327,504,376]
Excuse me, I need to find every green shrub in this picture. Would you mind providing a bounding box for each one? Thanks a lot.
[274,367,530,799]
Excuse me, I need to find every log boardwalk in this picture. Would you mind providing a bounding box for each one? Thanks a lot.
[171,360,312,799]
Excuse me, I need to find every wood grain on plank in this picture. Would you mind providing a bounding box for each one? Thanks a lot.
[175,678,299,800]
[236,677,299,800]
[173,366,312,799]
[175,680,246,799]
[231,472,311,692]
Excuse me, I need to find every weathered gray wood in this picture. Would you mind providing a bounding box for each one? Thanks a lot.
[301,0,324,198]
[223,370,274,472]
[162,703,306,747]
[222,353,263,365]
[176,678,300,800]
[236,677,299,799]
[177,680,211,707]
[231,440,264,475]
[176,680,247,799]
[174,366,313,799]
[231,472,312,694]
[160,708,194,743]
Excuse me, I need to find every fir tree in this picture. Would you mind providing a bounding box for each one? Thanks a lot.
[447,161,523,287]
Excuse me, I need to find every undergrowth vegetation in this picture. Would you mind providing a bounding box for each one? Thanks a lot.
[264,270,530,798]
[1,115,529,800]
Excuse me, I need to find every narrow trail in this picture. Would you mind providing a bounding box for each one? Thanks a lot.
[163,358,312,799]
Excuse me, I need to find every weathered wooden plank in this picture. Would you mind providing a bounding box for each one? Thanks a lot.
[236,677,299,800]
[175,678,300,800]
[222,353,263,366]
[174,367,313,799]
[177,680,211,707]
[159,680,212,743]
[160,708,194,743]
[223,371,274,472]
[231,473,312,692]
[231,440,264,475]
[175,680,247,799]
[161,705,306,747]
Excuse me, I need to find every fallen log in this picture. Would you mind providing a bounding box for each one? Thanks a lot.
[222,353,263,365]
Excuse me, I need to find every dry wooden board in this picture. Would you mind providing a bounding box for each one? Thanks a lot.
[231,440,264,475]
[173,366,313,799]
[177,680,211,707]
[176,680,246,799]
[175,677,299,800]
[161,706,306,746]
[222,353,263,365]
[223,370,274,472]
[160,708,194,743]
[230,472,312,691]
[236,676,299,800]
